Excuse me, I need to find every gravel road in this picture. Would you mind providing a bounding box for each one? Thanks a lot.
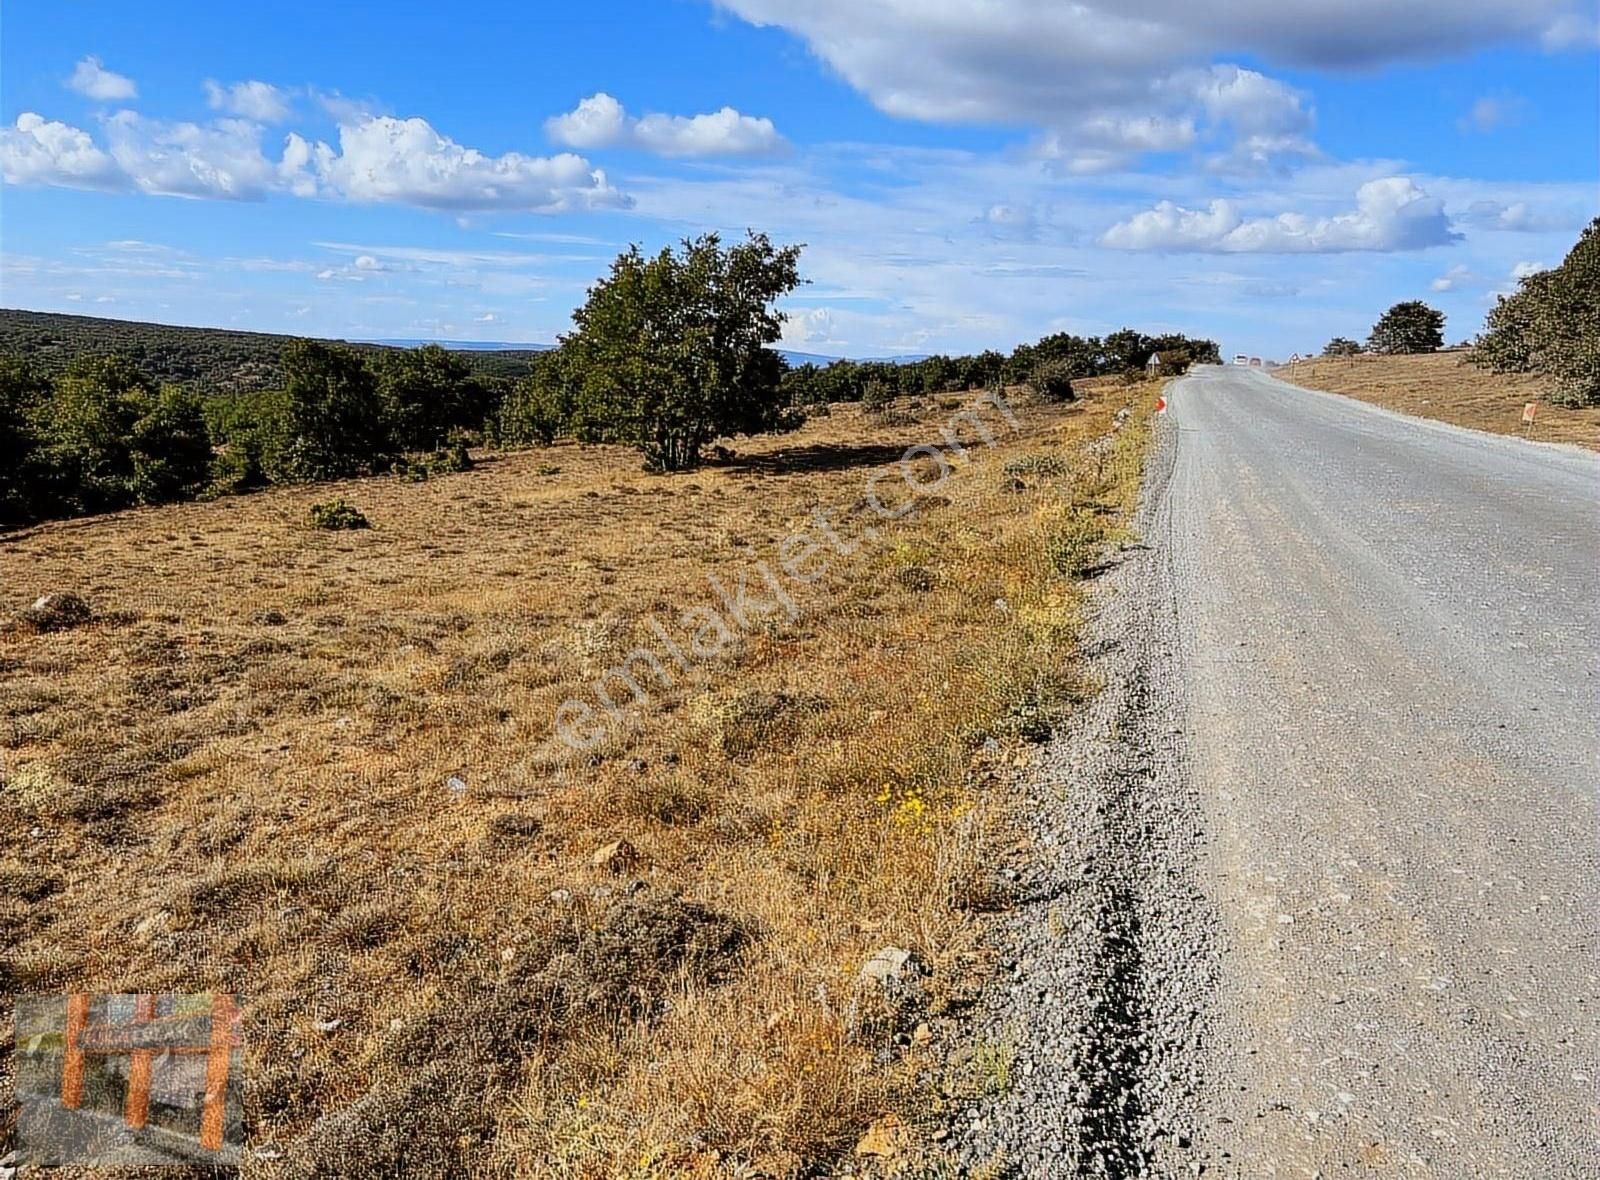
[1170,366,1599,1177]
[950,366,1599,1177]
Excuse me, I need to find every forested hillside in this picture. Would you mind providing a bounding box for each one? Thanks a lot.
[0,308,547,391]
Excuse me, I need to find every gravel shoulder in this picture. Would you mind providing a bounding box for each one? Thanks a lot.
[951,404,1218,1177]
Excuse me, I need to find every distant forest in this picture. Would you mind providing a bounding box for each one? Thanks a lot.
[0,308,546,391]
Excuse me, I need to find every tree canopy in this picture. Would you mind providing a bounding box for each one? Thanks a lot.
[1368,301,1445,355]
[561,231,804,471]
[1473,218,1600,406]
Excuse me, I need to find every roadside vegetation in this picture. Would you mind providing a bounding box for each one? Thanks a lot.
[1291,219,1600,443]
[1,367,1162,1176]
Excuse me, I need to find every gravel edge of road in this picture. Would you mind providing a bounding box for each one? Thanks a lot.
[947,409,1224,1178]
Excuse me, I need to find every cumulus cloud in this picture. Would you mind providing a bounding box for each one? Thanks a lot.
[1430,263,1477,291]
[1511,260,1547,279]
[2,103,628,214]
[0,113,124,190]
[1102,177,1460,253]
[716,1,1582,164]
[298,114,629,211]
[65,55,137,101]
[102,111,281,199]
[204,80,293,123]
[545,92,785,157]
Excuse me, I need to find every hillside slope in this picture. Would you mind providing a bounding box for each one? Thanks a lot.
[0,308,547,391]
[1278,351,1600,451]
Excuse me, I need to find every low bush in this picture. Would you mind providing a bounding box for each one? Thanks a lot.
[1029,359,1079,402]
[307,500,370,531]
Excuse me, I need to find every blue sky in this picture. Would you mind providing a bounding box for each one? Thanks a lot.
[2,1,1595,359]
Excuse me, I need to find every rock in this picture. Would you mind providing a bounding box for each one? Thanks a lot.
[913,1022,933,1044]
[859,946,924,987]
[854,1113,909,1157]
[312,1018,342,1033]
[446,776,468,796]
[592,838,641,874]
[17,592,92,633]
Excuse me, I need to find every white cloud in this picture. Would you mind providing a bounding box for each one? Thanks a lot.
[1511,260,1546,279]
[0,113,124,190]
[715,1,1581,164]
[1456,198,1569,232]
[66,55,137,101]
[204,80,293,123]
[1430,263,1476,291]
[299,114,630,211]
[545,92,785,157]
[1102,177,1460,253]
[103,110,280,199]
[3,104,628,214]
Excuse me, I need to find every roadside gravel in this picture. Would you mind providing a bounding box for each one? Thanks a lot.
[949,408,1219,1177]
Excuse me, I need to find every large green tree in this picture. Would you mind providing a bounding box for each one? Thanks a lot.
[0,356,50,527]
[1368,301,1445,355]
[131,387,213,503]
[375,343,490,451]
[35,355,157,514]
[1474,218,1600,406]
[273,340,389,480]
[562,232,804,471]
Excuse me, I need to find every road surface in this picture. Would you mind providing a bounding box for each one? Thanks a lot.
[1166,365,1600,1175]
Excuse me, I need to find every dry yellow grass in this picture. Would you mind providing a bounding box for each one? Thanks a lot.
[1,378,1156,1177]
[1280,351,1600,450]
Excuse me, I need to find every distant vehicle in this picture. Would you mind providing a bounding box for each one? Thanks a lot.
[1233,353,1249,365]
[1249,357,1264,367]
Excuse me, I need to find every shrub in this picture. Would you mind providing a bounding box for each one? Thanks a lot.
[1045,508,1108,578]
[308,500,370,531]
[861,379,896,414]
[1322,336,1362,357]
[1003,453,1068,477]
[1029,359,1078,402]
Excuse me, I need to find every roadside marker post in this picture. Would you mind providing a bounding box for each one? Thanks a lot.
[1522,402,1537,438]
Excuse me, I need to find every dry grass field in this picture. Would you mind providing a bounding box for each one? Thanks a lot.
[1,378,1156,1177]
[1279,351,1600,451]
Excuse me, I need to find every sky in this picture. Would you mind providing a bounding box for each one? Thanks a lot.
[1,1,1596,359]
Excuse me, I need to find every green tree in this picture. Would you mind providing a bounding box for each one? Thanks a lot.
[1474,220,1600,406]
[0,356,50,527]
[273,340,389,481]
[35,355,156,514]
[375,343,489,451]
[131,387,213,503]
[1368,301,1445,355]
[563,232,804,471]
[1322,337,1362,357]
[498,352,573,446]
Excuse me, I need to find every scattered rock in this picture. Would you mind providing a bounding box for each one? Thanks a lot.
[592,838,641,874]
[446,776,468,797]
[855,1113,909,1157]
[16,592,92,633]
